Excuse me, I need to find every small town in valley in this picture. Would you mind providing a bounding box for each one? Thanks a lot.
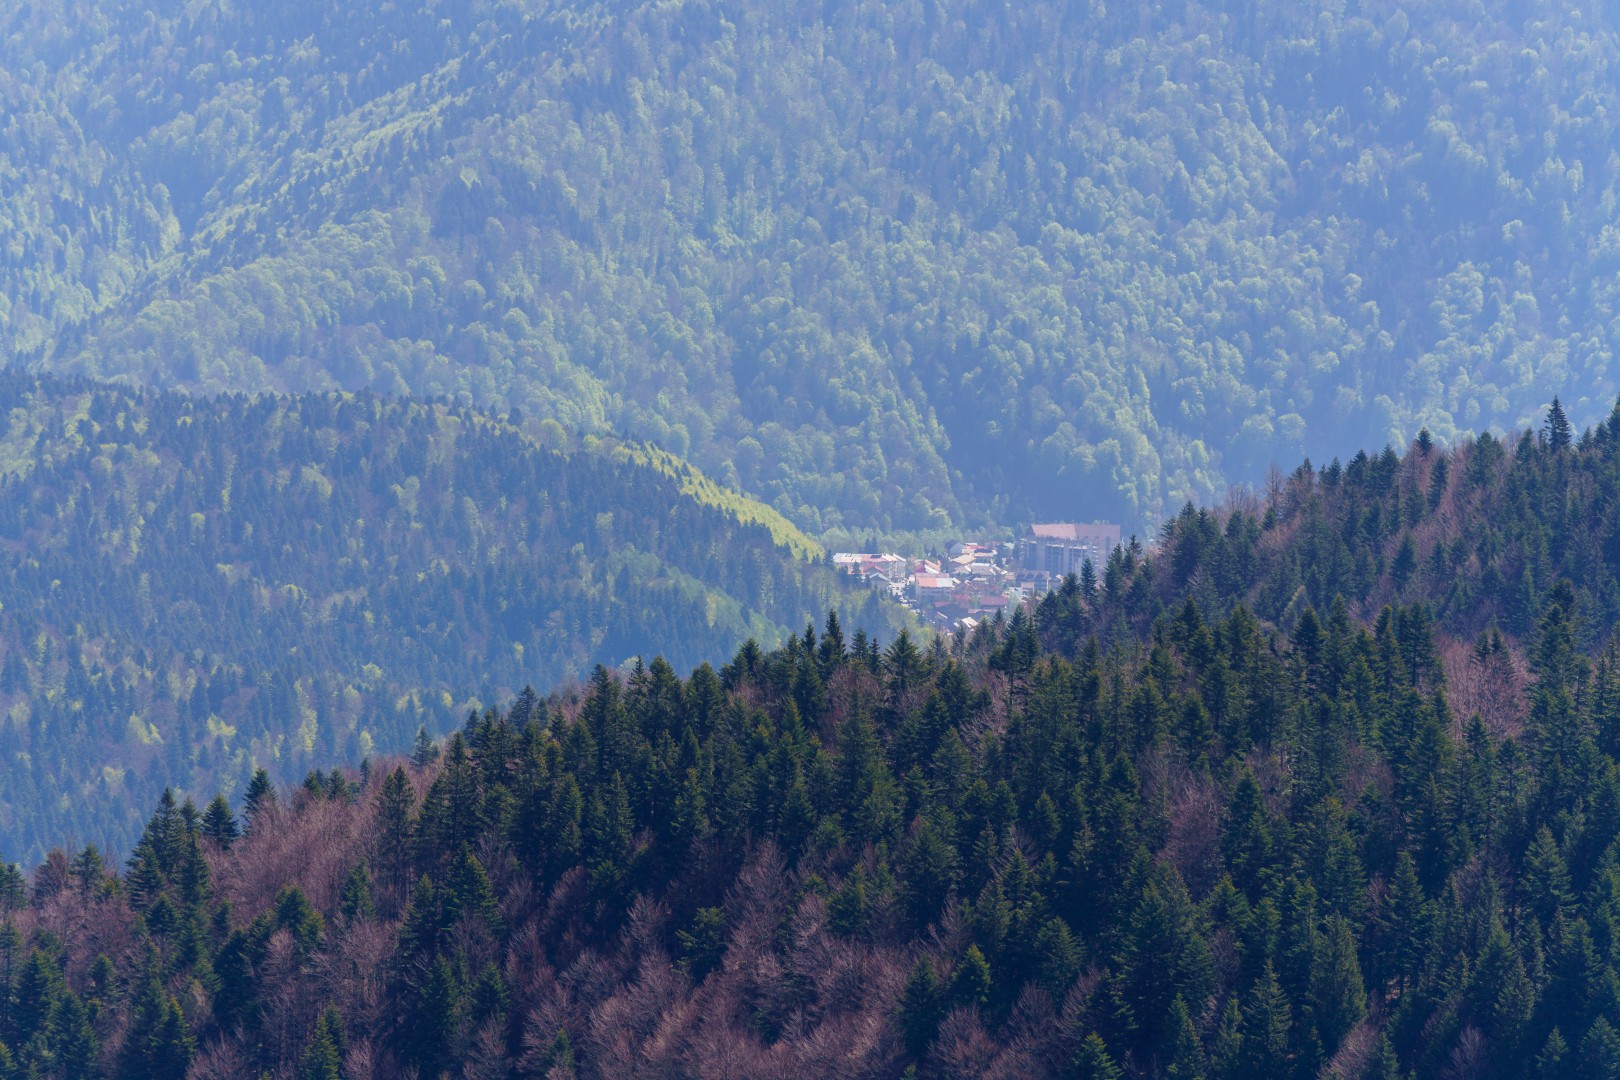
[833,521,1122,632]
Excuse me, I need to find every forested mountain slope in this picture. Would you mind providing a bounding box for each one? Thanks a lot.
[9,417,1620,1077]
[1106,399,1620,723]
[3,0,1618,535]
[0,376,897,864]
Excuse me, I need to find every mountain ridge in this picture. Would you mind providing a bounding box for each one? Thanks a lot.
[5,0,1617,536]
[0,374,901,863]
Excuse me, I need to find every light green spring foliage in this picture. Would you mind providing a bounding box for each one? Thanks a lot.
[613,442,823,561]
[2,1,1616,536]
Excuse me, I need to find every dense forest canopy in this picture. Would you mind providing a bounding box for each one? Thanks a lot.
[2,0,1617,535]
[0,375,899,864]
[7,412,1620,1076]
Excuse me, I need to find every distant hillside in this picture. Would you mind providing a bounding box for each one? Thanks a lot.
[2,0,1617,536]
[0,376,901,862]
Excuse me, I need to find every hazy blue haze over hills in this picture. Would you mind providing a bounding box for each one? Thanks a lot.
[5,5,1620,1072]
[0,377,897,862]
[2,0,1615,537]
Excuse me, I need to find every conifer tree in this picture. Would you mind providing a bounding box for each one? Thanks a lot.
[676,907,727,981]
[242,769,277,833]
[299,1006,343,1080]
[1071,1033,1125,1080]
[49,990,97,1076]
[1240,962,1291,1076]
[829,872,871,940]
[818,609,846,673]
[274,886,324,952]
[410,955,463,1076]
[1166,995,1207,1080]
[120,957,195,1080]
[411,727,440,768]
[374,766,416,912]
[1471,923,1533,1046]
[1546,397,1572,453]
[898,957,943,1059]
[1580,1017,1620,1080]
[1309,915,1365,1050]
[1209,997,1243,1080]
[950,945,991,1010]
[397,874,441,965]
[1034,917,1083,1001]
[69,845,107,895]
[1378,851,1431,991]
[899,818,959,932]
[1524,826,1576,928]
[541,1028,575,1072]
[201,794,239,847]
[1223,771,1273,896]
[445,846,502,933]
[1537,1028,1570,1079]
[470,964,510,1031]
[11,949,63,1051]
[339,862,377,923]
[0,867,23,913]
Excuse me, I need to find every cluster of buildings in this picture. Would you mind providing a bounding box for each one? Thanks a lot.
[834,522,1122,632]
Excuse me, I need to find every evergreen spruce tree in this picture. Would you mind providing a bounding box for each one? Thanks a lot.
[397,874,441,965]
[339,861,377,923]
[898,819,959,932]
[950,945,991,1010]
[470,965,510,1031]
[411,727,440,768]
[1536,1028,1570,1079]
[1524,826,1576,926]
[1034,917,1083,1001]
[1071,1033,1125,1080]
[274,886,325,952]
[1368,1033,1402,1080]
[49,990,97,1075]
[1546,397,1573,453]
[818,609,846,673]
[1580,1017,1620,1080]
[120,965,194,1080]
[299,1006,343,1080]
[1240,962,1291,1076]
[0,866,24,912]
[1310,915,1366,1050]
[410,955,463,1076]
[11,949,63,1050]
[200,793,239,847]
[1209,998,1243,1080]
[1471,923,1533,1046]
[1379,851,1431,990]
[1165,995,1207,1080]
[676,907,727,981]
[898,957,943,1059]
[69,845,107,894]
[242,769,277,833]
[542,1028,575,1072]
[375,766,416,912]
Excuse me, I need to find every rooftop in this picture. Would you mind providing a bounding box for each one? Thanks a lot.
[1028,522,1121,543]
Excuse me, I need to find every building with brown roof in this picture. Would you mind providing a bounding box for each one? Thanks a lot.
[1017,522,1121,579]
